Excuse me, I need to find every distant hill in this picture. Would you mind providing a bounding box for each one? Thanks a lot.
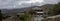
[1,4,55,16]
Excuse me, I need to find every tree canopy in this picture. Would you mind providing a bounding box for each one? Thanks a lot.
[53,2,60,15]
[48,2,60,16]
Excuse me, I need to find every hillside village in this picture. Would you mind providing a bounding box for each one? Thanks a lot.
[1,4,54,16]
[1,4,54,21]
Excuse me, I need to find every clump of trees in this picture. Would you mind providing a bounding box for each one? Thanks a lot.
[48,2,60,16]
[53,2,60,15]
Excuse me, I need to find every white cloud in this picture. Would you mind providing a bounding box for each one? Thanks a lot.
[18,0,44,5]
[17,0,44,8]
[0,0,59,9]
[44,0,59,4]
[30,0,44,3]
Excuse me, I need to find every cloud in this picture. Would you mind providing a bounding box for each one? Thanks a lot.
[44,0,59,4]
[0,0,59,9]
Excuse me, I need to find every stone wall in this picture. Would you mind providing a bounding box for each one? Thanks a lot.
[41,15,60,21]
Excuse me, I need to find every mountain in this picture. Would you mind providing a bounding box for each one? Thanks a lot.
[1,4,55,16]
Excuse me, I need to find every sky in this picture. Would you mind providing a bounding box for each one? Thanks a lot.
[0,0,59,9]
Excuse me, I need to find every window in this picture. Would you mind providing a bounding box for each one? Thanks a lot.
[34,10,43,11]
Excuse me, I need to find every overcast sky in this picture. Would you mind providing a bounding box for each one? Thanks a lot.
[0,0,59,9]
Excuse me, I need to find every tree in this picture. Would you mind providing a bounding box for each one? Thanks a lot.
[48,2,60,16]
[53,2,60,15]
[48,8,53,16]
[0,10,2,21]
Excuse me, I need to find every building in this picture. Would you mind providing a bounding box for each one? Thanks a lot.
[25,6,49,15]
[27,6,49,21]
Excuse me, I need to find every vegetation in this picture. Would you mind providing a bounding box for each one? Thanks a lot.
[53,2,60,15]
[2,16,11,19]
[0,10,2,21]
[29,10,35,15]
[48,8,53,16]
[19,11,31,21]
[48,2,60,16]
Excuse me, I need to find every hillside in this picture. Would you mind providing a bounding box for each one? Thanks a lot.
[1,4,54,16]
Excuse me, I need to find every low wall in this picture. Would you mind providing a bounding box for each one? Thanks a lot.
[41,15,60,21]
